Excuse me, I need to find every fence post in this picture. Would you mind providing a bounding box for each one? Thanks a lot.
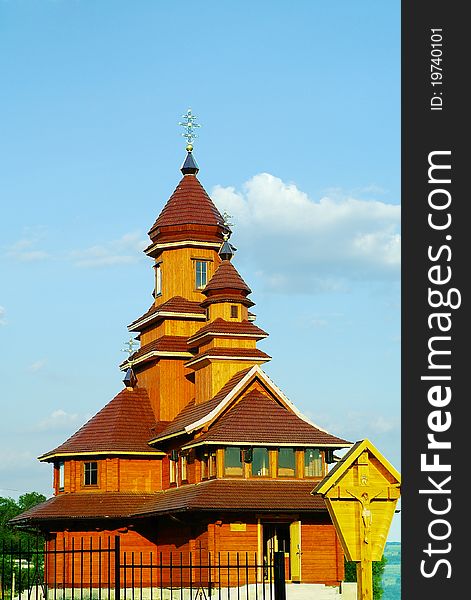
[273,552,286,600]
[114,536,121,600]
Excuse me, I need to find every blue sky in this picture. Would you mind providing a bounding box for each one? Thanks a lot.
[0,1,401,539]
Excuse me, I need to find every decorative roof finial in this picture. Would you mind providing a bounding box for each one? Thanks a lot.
[222,212,234,241]
[219,212,236,260]
[121,337,138,389]
[179,108,201,152]
[122,337,138,359]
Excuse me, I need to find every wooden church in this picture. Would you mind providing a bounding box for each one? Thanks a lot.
[12,117,352,589]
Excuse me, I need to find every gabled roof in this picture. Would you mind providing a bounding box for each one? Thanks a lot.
[148,175,224,235]
[39,387,162,461]
[149,368,253,442]
[149,365,350,448]
[182,390,350,448]
[203,260,251,295]
[128,296,206,332]
[312,438,401,496]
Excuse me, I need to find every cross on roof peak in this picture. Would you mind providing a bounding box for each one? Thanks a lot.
[179,108,201,151]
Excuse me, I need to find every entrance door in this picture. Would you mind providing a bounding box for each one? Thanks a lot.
[263,523,291,580]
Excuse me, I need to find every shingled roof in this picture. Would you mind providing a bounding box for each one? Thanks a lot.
[133,479,328,515]
[121,336,192,368]
[149,368,253,442]
[148,175,224,236]
[39,387,161,461]
[10,481,328,525]
[187,319,268,348]
[183,389,350,448]
[128,296,206,332]
[203,261,251,295]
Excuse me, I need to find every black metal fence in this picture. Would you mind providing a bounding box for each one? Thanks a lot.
[1,537,285,600]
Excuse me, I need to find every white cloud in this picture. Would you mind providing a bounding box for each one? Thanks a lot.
[71,232,147,268]
[31,409,83,432]
[0,306,6,326]
[212,173,400,292]
[5,237,49,262]
[28,359,47,372]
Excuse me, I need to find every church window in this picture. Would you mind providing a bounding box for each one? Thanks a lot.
[277,448,296,477]
[180,454,188,482]
[224,446,243,476]
[195,260,208,289]
[209,450,217,478]
[84,461,98,486]
[252,447,269,477]
[169,459,176,484]
[154,263,162,297]
[304,448,322,477]
[58,462,65,491]
[201,454,208,480]
[230,305,238,319]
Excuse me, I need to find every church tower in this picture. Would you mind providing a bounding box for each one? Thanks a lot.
[122,110,270,419]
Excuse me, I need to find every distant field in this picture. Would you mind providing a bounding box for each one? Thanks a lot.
[382,541,401,600]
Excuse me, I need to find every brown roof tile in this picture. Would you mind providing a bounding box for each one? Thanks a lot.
[187,319,268,347]
[203,261,251,294]
[134,479,327,514]
[9,493,157,524]
[123,336,191,366]
[185,347,271,367]
[40,388,160,460]
[128,297,206,331]
[151,368,253,441]
[149,176,224,235]
[190,390,350,447]
[10,481,327,525]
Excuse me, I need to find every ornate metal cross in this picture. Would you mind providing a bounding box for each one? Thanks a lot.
[121,337,138,358]
[179,108,201,148]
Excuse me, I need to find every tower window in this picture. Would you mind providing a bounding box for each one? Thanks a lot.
[58,462,65,491]
[230,305,238,319]
[154,263,162,297]
[195,260,208,289]
[84,461,98,486]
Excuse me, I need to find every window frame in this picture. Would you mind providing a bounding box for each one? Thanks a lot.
[154,262,162,297]
[194,260,209,290]
[224,446,243,477]
[83,461,98,487]
[277,448,296,478]
[208,450,217,479]
[251,447,270,477]
[58,461,65,491]
[304,448,323,478]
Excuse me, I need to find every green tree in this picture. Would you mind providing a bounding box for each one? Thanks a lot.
[0,492,46,547]
[345,556,387,600]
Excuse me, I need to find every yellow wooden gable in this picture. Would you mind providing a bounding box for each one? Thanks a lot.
[312,439,401,562]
